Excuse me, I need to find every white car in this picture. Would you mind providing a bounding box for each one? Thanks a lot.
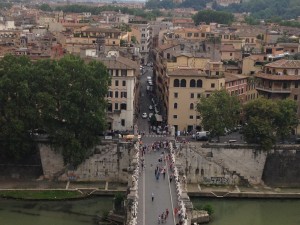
[142,112,148,119]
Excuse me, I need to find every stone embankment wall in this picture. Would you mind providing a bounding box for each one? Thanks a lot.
[39,140,135,182]
[263,149,300,187]
[175,143,267,186]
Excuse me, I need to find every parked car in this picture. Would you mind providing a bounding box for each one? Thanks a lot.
[196,131,210,141]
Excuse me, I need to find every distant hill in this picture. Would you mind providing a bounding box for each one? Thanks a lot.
[214,0,300,20]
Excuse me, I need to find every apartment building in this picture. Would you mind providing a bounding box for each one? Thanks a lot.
[168,68,225,132]
[255,60,300,116]
[99,55,139,131]
[65,27,121,54]
[130,20,149,64]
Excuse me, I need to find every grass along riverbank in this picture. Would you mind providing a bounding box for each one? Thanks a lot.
[0,190,83,200]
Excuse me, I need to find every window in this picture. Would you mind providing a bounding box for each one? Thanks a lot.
[211,83,215,88]
[196,116,200,119]
[206,94,210,97]
[295,82,298,88]
[230,53,233,56]
[121,92,127,98]
[121,70,127,76]
[115,80,119,86]
[190,103,194,110]
[122,80,126,86]
[197,93,201,98]
[173,115,178,119]
[197,79,202,88]
[115,70,119,76]
[283,69,287,75]
[108,91,113,98]
[115,103,118,110]
[174,103,178,109]
[107,103,112,112]
[181,79,186,87]
[296,69,299,75]
[194,33,199,37]
[121,119,125,126]
[174,79,180,87]
[174,92,178,98]
[294,95,298,101]
[187,33,192,37]
[121,103,127,110]
[142,34,145,37]
[190,79,196,87]
[189,115,193,119]
[113,41,115,44]
[115,91,119,98]
[190,93,194,98]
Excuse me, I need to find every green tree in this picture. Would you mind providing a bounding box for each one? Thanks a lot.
[0,55,38,162]
[193,10,234,26]
[243,98,297,149]
[150,114,157,126]
[196,90,241,140]
[39,3,52,12]
[0,55,110,166]
[275,99,298,141]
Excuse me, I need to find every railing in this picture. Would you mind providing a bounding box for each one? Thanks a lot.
[256,85,291,93]
[169,142,189,225]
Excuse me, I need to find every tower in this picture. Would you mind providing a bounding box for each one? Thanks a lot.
[96,34,106,57]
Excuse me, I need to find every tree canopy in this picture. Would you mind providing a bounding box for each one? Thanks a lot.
[193,10,234,26]
[0,55,110,166]
[196,90,241,139]
[214,0,300,20]
[243,98,298,150]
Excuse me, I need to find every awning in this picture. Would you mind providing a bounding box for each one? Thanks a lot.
[155,114,162,122]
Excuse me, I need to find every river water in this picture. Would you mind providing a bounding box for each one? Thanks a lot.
[1,196,300,225]
[192,198,300,225]
[0,196,113,225]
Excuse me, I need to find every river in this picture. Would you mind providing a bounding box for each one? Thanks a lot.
[192,198,300,225]
[1,197,300,225]
[0,196,113,225]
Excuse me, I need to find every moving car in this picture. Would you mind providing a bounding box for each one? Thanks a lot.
[142,112,148,119]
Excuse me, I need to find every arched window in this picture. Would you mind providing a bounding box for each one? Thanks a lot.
[181,79,186,87]
[295,69,298,75]
[173,79,179,87]
[190,79,196,87]
[197,79,203,88]
[174,103,178,109]
[190,103,194,110]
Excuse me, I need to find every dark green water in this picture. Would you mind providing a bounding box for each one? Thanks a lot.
[192,198,300,225]
[0,196,113,225]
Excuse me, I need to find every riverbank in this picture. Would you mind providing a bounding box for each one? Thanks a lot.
[188,183,300,199]
[0,179,127,200]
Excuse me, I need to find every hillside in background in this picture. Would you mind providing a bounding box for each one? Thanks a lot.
[213,0,300,20]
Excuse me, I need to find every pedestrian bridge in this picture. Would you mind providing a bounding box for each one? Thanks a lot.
[126,140,193,225]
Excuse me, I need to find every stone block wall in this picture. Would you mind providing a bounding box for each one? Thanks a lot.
[39,141,135,182]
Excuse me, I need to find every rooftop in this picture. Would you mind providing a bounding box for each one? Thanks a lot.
[255,73,300,81]
[265,59,300,69]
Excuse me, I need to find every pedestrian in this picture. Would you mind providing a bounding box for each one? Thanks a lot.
[166,208,169,217]
[161,213,165,223]
[169,174,173,183]
[163,169,166,179]
[158,215,161,224]
[152,192,154,201]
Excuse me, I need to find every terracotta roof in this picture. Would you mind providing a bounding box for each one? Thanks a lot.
[265,59,300,69]
[168,68,206,77]
[83,27,121,33]
[157,42,180,51]
[98,56,138,70]
[220,44,236,52]
[255,73,300,81]
[224,73,248,82]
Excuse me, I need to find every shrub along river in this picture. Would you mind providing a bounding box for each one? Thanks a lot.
[1,196,300,225]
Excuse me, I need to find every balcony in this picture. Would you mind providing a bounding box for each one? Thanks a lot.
[256,85,291,93]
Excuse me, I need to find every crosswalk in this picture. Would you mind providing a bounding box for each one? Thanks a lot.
[143,134,168,138]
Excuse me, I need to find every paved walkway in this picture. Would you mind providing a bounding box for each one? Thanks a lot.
[137,137,178,225]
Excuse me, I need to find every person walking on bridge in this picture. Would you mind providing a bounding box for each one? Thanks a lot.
[152,192,154,201]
